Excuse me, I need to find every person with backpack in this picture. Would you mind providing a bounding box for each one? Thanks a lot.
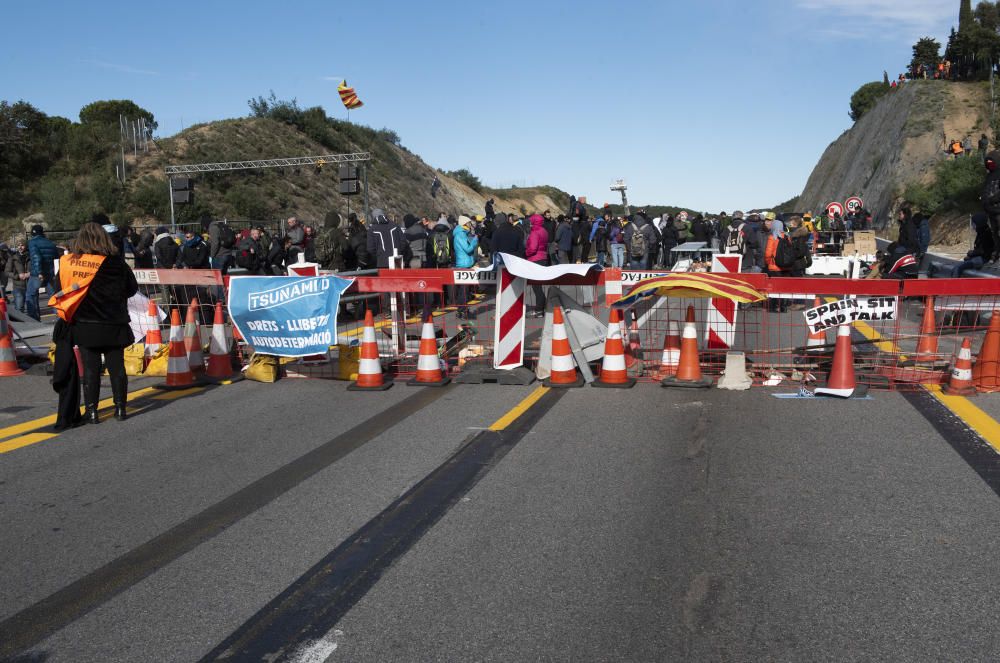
[404,214,430,268]
[208,219,237,274]
[764,218,791,311]
[673,211,691,244]
[589,213,609,266]
[429,215,453,268]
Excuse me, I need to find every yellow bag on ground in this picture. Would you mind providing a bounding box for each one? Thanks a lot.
[337,344,360,381]
[123,343,146,376]
[143,345,170,376]
[245,353,279,383]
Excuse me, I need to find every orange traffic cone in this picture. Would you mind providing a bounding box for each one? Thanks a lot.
[624,310,641,368]
[543,306,584,388]
[805,297,827,354]
[815,324,866,398]
[914,296,941,364]
[144,299,162,365]
[593,308,636,388]
[161,308,198,389]
[944,337,976,396]
[685,304,696,324]
[658,317,681,378]
[348,310,392,391]
[974,311,1000,393]
[0,299,24,377]
[407,316,450,386]
[205,302,236,381]
[661,320,711,388]
[185,298,205,373]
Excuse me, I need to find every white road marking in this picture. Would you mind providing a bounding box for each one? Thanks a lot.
[289,637,338,663]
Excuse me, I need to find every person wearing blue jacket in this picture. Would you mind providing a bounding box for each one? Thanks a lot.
[453,216,479,319]
[26,224,58,320]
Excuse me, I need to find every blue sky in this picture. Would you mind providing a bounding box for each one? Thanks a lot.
[2,0,962,211]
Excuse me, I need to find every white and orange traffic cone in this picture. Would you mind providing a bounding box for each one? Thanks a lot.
[661,320,712,388]
[0,299,24,377]
[815,324,866,398]
[407,315,450,387]
[805,297,827,354]
[348,310,392,391]
[144,299,162,366]
[205,302,236,381]
[543,306,584,388]
[593,308,636,388]
[657,317,681,379]
[185,298,205,374]
[944,337,976,396]
[161,308,198,389]
[974,311,1000,393]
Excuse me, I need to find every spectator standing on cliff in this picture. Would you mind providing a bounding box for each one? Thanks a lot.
[980,134,991,160]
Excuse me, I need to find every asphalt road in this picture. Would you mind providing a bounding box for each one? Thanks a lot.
[3,365,1000,662]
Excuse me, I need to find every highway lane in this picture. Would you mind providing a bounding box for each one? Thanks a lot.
[3,372,1000,661]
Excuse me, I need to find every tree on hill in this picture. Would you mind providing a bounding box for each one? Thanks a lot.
[945,0,1000,80]
[910,36,941,73]
[849,82,890,122]
[79,99,156,130]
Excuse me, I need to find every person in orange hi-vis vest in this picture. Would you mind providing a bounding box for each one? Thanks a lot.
[49,222,138,428]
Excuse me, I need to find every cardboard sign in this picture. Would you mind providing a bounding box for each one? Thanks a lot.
[804,297,896,333]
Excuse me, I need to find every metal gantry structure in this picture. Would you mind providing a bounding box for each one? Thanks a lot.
[164,152,372,231]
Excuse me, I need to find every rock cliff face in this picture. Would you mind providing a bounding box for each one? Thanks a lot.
[797,81,990,227]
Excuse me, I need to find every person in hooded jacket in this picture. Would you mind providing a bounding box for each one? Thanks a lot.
[525,214,549,315]
[453,216,479,318]
[177,228,210,268]
[153,227,179,269]
[366,208,410,268]
[403,214,430,268]
[133,226,155,269]
[589,213,609,266]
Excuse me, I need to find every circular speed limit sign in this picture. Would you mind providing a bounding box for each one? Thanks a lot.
[826,201,844,217]
[845,196,864,213]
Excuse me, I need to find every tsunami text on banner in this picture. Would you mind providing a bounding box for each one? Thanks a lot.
[228,275,354,357]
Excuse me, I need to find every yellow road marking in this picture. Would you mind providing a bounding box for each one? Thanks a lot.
[925,384,1000,454]
[844,300,1000,452]
[489,386,550,432]
[0,433,58,454]
[151,387,204,400]
[0,387,160,442]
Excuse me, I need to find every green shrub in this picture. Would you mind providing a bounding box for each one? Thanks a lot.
[849,81,891,122]
[903,155,983,214]
[446,168,483,193]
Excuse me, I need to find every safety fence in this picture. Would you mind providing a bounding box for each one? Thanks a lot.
[117,267,1000,391]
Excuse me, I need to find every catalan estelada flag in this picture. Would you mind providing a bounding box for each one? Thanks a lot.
[338,80,363,110]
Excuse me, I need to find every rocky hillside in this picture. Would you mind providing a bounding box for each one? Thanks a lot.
[126,118,571,228]
[797,80,991,233]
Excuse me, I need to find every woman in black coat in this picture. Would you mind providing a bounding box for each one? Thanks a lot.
[51,222,138,426]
